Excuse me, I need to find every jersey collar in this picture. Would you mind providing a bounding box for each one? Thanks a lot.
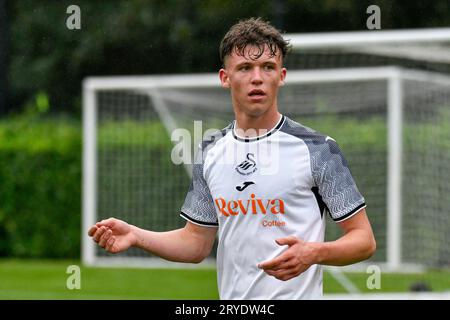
[232,114,285,142]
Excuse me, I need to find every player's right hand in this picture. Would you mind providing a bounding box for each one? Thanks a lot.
[88,218,137,254]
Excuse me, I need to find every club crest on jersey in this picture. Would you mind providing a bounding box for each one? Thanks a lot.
[235,153,257,175]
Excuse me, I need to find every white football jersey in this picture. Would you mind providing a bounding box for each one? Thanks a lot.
[180,115,366,300]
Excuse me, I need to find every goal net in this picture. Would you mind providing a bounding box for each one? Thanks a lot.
[83,28,450,297]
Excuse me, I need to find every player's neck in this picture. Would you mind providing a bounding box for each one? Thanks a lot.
[234,108,281,138]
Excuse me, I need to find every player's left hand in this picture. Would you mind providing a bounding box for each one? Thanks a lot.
[257,236,318,281]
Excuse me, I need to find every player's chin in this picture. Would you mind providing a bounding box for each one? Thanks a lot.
[242,103,271,117]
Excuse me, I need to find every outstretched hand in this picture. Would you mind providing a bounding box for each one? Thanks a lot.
[257,236,318,281]
[87,218,137,254]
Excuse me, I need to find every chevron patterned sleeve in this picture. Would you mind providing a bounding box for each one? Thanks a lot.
[311,137,366,222]
[180,145,219,227]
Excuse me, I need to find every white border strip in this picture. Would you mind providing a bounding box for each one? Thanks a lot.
[285,28,450,49]
[91,257,216,269]
[82,83,97,266]
[387,72,403,270]
[84,67,400,90]
[83,67,450,90]
[324,292,450,300]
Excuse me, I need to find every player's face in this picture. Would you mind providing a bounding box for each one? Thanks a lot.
[219,45,286,118]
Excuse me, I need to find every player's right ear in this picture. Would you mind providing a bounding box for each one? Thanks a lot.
[219,69,230,89]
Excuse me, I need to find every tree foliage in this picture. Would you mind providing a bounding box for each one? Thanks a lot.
[7,0,450,114]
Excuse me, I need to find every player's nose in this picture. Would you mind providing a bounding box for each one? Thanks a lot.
[250,67,263,85]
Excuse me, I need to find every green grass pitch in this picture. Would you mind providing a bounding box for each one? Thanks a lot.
[1,259,449,299]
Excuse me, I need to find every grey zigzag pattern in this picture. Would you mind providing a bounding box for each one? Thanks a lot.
[181,124,232,225]
[281,117,365,220]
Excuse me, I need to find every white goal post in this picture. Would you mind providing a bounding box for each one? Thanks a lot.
[82,29,450,300]
[83,66,450,271]
[285,27,450,49]
[284,27,450,273]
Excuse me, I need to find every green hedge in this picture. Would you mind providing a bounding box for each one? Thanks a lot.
[0,116,81,258]
[1,110,449,263]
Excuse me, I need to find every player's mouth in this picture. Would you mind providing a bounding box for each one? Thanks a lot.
[248,89,266,102]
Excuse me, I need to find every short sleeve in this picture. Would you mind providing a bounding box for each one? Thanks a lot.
[311,137,366,222]
[180,144,218,227]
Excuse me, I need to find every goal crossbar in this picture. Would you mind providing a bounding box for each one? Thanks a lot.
[83,67,450,90]
[285,27,450,49]
[82,67,450,270]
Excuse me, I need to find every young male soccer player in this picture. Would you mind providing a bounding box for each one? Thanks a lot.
[88,17,376,299]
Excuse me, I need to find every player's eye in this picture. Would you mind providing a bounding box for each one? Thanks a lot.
[263,65,275,71]
[239,65,250,71]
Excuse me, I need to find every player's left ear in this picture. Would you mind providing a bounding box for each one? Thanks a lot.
[279,68,287,86]
[219,68,230,89]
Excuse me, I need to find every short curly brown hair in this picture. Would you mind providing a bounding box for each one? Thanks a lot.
[219,17,290,66]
